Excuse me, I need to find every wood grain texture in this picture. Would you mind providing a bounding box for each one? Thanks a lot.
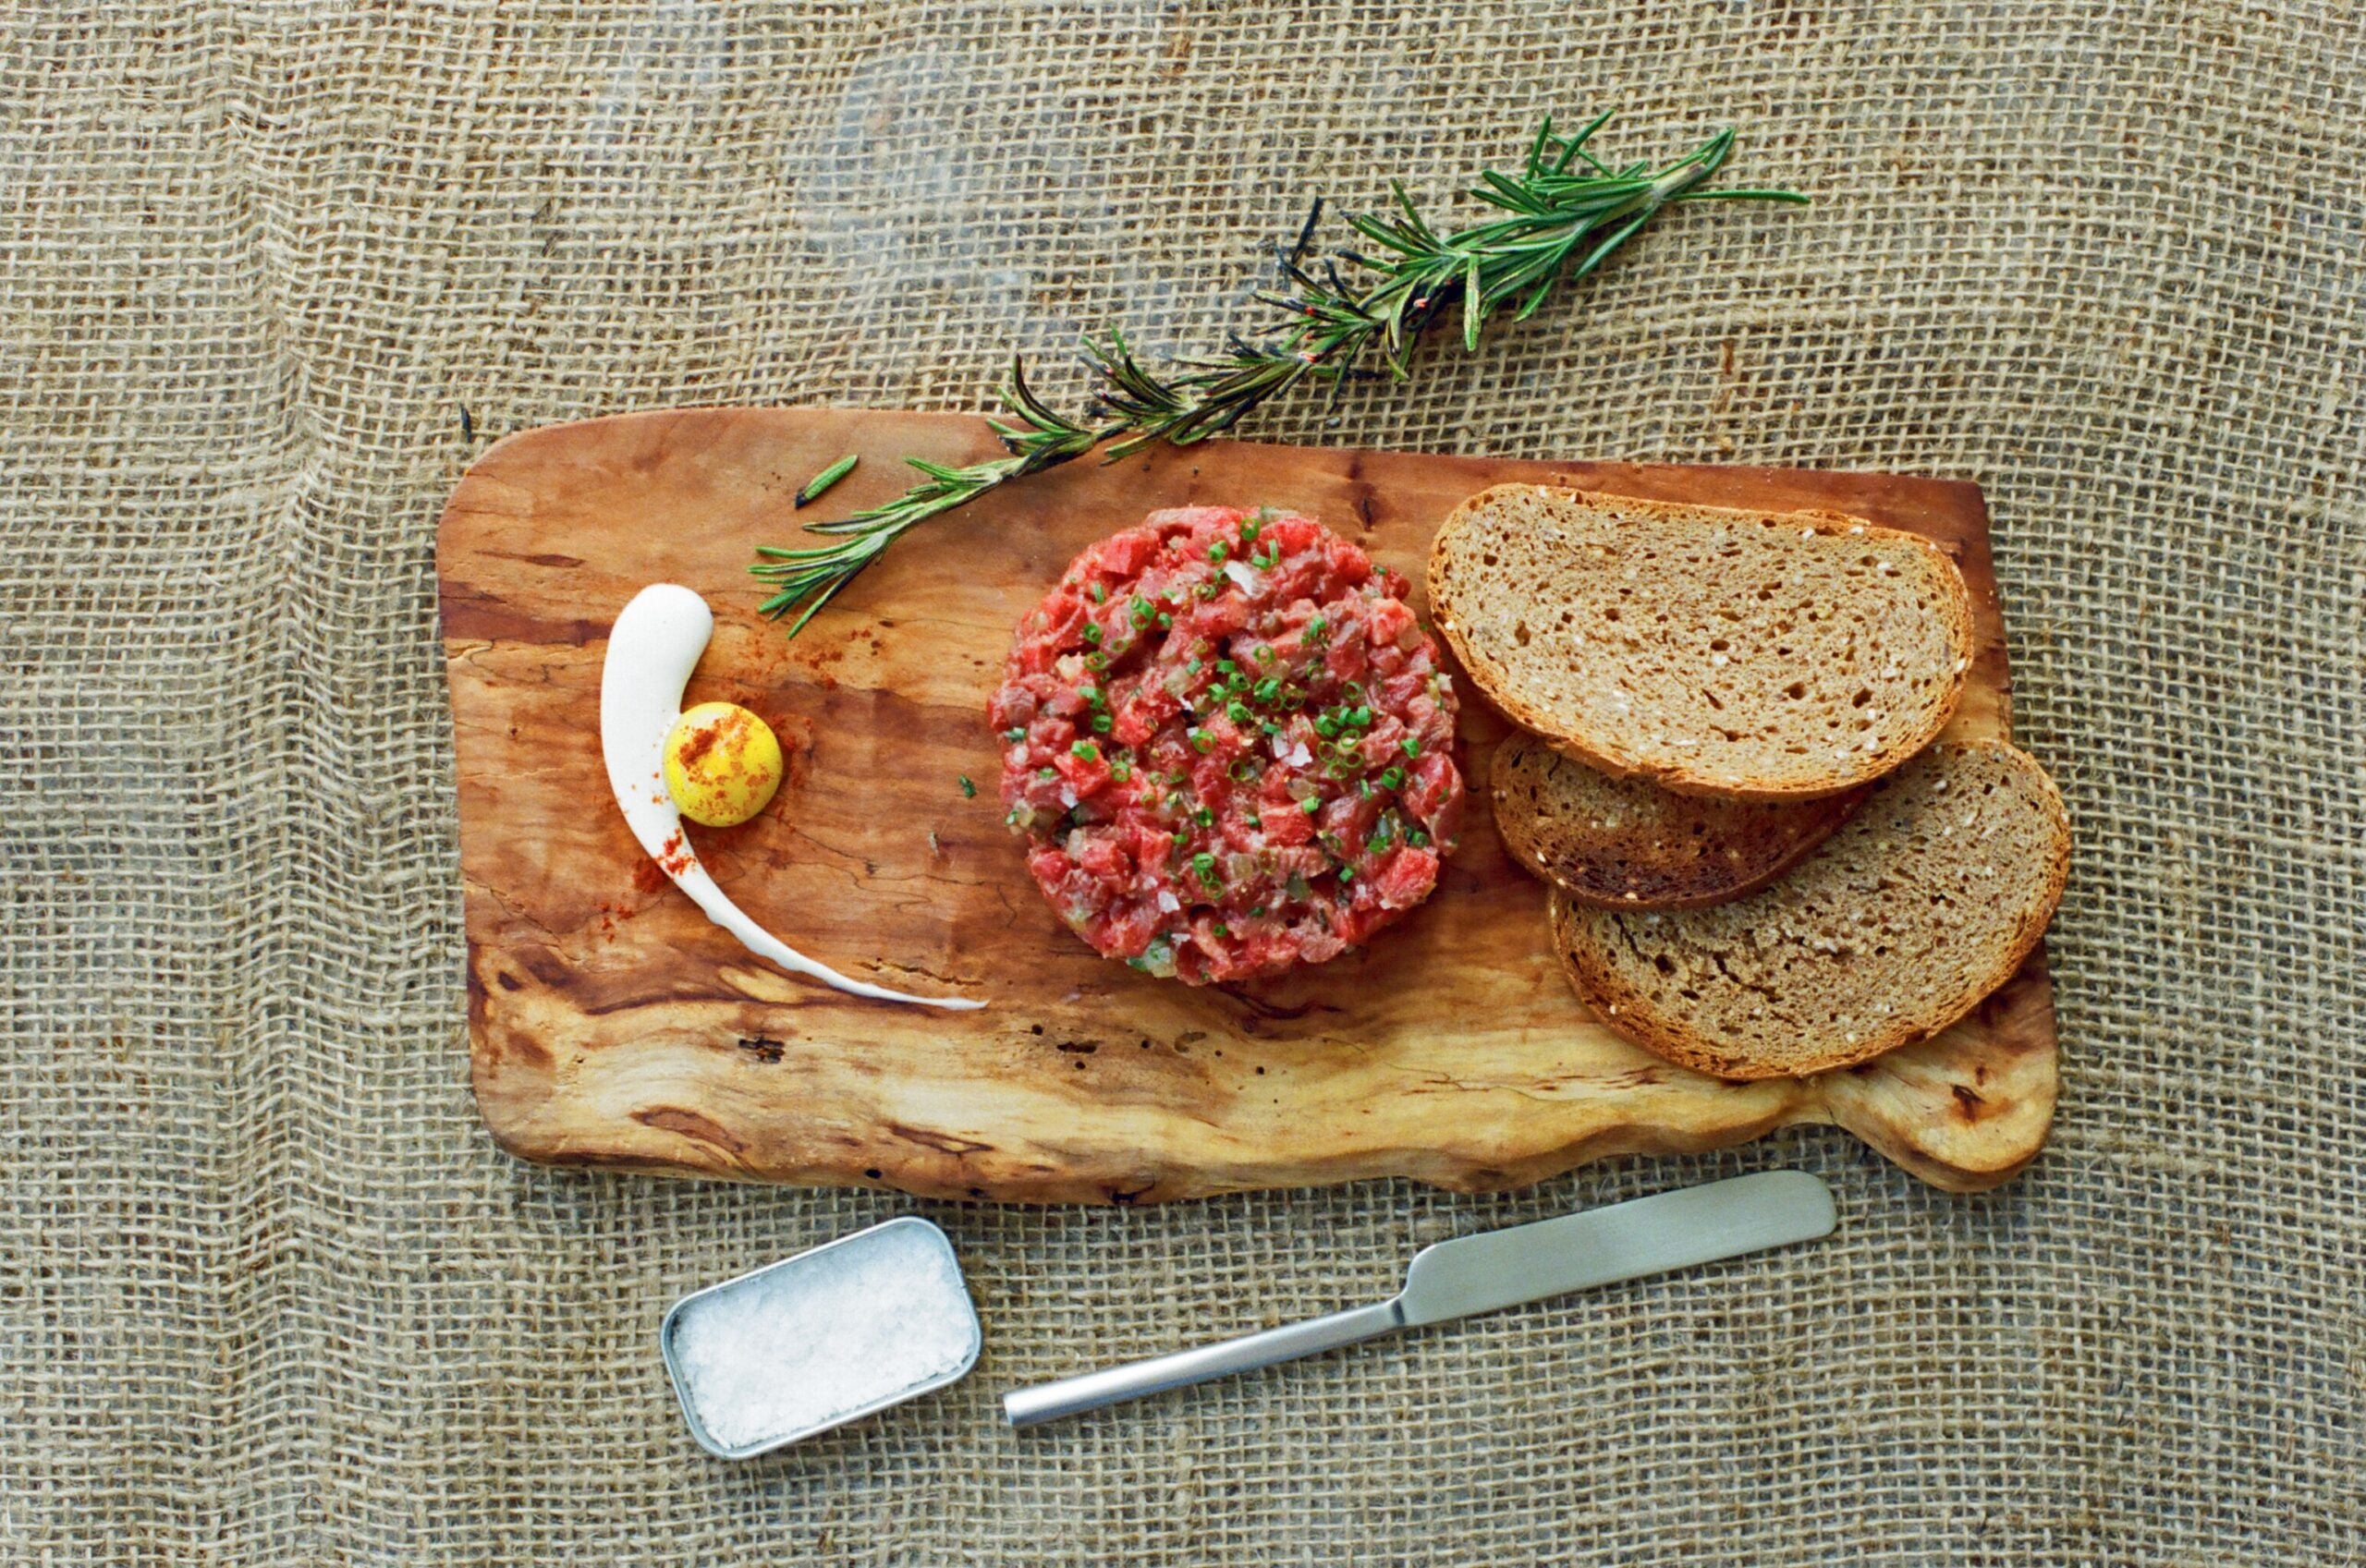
[439,407,2056,1202]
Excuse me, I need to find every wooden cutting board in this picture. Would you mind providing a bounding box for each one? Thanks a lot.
[439,407,2055,1201]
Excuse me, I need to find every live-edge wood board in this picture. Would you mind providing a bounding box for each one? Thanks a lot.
[439,407,2056,1201]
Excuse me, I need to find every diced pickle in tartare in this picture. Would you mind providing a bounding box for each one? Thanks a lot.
[988,506,1464,984]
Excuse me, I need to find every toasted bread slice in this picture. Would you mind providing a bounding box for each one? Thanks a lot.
[1429,485,1972,800]
[1552,739,2068,1080]
[1493,735,1867,909]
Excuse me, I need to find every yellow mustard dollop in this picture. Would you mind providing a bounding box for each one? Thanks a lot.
[663,701,783,827]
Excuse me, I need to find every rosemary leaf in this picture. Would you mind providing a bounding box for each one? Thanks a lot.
[793,453,859,508]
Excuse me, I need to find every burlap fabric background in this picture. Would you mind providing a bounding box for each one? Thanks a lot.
[6,2,2360,1562]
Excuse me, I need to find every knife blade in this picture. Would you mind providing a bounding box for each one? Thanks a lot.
[1002,1170,1835,1428]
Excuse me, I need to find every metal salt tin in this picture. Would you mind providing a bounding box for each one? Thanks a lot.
[660,1216,982,1459]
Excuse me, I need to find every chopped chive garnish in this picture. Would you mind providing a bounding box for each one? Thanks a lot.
[1092,711,1113,733]
[957,774,976,796]
[1091,582,1106,603]
[1189,728,1213,753]
[1300,796,1322,814]
[1002,726,1025,742]
[1208,541,1228,563]
[1070,740,1100,761]
[1082,623,1103,645]
[1401,737,1421,757]
[1111,760,1133,783]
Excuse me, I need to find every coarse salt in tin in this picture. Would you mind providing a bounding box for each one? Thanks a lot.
[661,1216,982,1459]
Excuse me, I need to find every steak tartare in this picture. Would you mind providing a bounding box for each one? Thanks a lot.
[988,506,1463,984]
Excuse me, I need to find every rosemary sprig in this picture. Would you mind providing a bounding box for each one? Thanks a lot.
[753,112,1803,634]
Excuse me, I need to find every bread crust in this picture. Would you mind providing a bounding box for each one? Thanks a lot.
[1430,485,1974,802]
[1551,740,2070,1080]
[1491,736,1868,910]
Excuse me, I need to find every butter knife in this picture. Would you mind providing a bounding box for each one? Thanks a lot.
[1003,1170,1835,1428]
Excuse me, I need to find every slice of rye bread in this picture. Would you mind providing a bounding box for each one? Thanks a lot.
[1550,738,2069,1080]
[1428,485,1974,801]
[1492,735,1869,910]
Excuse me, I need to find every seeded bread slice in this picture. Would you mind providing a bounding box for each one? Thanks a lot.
[1552,739,2068,1080]
[1493,735,1867,910]
[1429,485,1973,800]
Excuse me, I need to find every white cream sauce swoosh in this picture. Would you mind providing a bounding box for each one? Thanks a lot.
[600,584,982,1011]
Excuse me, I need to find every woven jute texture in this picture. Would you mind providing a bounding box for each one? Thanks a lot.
[5,2,2361,1562]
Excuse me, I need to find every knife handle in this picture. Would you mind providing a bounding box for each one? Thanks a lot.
[1003,1299,1404,1428]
